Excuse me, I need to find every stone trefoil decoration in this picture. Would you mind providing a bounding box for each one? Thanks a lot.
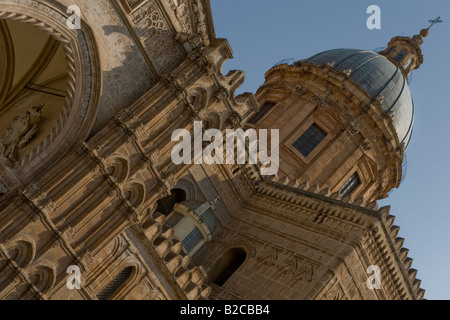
[0,103,46,162]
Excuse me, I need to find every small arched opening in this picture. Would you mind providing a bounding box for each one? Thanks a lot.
[208,248,247,287]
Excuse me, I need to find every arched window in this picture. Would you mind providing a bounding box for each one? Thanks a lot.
[96,267,133,300]
[156,188,186,216]
[208,248,247,286]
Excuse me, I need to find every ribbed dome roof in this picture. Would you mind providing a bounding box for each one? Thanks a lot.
[180,200,217,234]
[304,48,414,147]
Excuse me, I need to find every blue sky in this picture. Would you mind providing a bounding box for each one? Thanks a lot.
[211,0,450,300]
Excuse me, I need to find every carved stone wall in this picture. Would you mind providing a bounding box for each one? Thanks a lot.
[0,21,255,299]
[0,0,424,301]
[190,161,425,300]
[131,0,186,73]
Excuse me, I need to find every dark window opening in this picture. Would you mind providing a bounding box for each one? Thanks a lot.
[292,123,327,157]
[208,248,247,287]
[156,188,186,216]
[395,50,406,62]
[97,267,133,300]
[248,103,275,125]
[339,172,361,198]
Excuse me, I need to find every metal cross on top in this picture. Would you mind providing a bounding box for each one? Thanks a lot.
[427,16,443,30]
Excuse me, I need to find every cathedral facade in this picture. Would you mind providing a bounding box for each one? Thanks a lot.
[0,0,425,300]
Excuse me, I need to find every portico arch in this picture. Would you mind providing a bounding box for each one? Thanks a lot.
[0,0,101,190]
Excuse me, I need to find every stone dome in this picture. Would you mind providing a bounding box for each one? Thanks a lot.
[303,48,414,147]
[179,200,217,234]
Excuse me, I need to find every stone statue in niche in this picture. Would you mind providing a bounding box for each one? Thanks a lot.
[0,103,46,162]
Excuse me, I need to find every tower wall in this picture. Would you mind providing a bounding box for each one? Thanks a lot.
[247,63,404,202]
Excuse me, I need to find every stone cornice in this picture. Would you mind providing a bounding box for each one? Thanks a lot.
[236,163,424,299]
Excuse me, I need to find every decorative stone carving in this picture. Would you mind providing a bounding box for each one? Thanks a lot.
[227,111,242,129]
[255,249,314,291]
[0,3,102,175]
[131,1,185,73]
[0,164,19,190]
[156,182,170,198]
[191,0,208,45]
[0,104,45,162]
[312,94,325,106]
[361,139,372,151]
[214,86,229,103]
[146,289,166,300]
[169,0,193,34]
[412,34,424,46]
[294,85,308,96]
[82,249,95,264]
[346,122,359,135]
[63,225,76,240]
[149,149,161,165]
[175,31,202,47]
[161,173,177,192]
[51,239,60,249]
[187,49,202,61]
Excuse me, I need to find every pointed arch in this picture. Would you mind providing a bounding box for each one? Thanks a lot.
[189,87,209,112]
[257,250,277,267]
[106,156,130,183]
[6,239,35,268]
[291,265,314,287]
[272,258,297,279]
[28,265,55,293]
[123,182,145,208]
